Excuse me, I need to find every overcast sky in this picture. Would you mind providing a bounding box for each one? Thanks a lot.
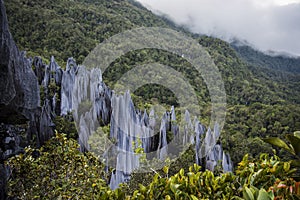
[136,0,300,56]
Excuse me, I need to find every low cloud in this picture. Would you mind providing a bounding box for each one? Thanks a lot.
[137,0,300,56]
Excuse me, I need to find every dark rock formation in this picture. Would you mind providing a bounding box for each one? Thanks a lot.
[0,0,39,123]
[0,0,57,148]
[0,1,55,198]
[0,1,36,198]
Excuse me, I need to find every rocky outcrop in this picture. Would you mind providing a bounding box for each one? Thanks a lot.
[0,0,39,123]
[0,1,37,198]
[0,0,57,148]
[0,1,55,198]
[107,91,232,189]
[55,54,232,189]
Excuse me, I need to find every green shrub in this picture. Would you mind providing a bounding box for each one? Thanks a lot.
[6,133,125,199]
[130,154,298,200]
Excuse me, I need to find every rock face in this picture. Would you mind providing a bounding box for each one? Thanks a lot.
[0,1,40,199]
[0,0,39,123]
[109,91,153,189]
[0,1,54,198]
[60,58,78,116]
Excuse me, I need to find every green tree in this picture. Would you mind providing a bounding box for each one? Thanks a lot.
[6,133,125,199]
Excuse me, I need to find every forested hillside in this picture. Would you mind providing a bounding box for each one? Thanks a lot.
[4,0,300,165]
[4,0,178,64]
[231,41,300,74]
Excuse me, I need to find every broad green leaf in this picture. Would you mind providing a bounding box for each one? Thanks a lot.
[179,168,184,177]
[263,137,294,154]
[163,166,169,175]
[193,164,201,172]
[294,131,300,139]
[287,135,300,156]
[249,185,259,198]
[133,190,140,197]
[170,183,180,194]
[139,184,146,193]
[190,194,199,200]
[283,162,291,172]
[243,186,255,200]
[232,197,245,200]
[257,188,272,200]
[187,172,194,177]
[251,169,263,184]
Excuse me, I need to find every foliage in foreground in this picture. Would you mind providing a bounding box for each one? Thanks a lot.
[130,154,299,200]
[6,133,122,199]
[6,134,300,199]
[263,131,300,170]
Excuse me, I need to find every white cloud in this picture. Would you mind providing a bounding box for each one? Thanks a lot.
[251,0,300,7]
[270,0,300,5]
[137,0,300,56]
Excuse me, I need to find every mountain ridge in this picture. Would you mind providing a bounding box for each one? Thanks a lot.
[230,39,300,74]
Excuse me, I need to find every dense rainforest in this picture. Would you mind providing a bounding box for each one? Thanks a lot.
[1,0,300,199]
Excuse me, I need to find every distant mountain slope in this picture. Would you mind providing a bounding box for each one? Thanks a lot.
[231,41,300,74]
[230,40,300,104]
[199,36,300,105]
